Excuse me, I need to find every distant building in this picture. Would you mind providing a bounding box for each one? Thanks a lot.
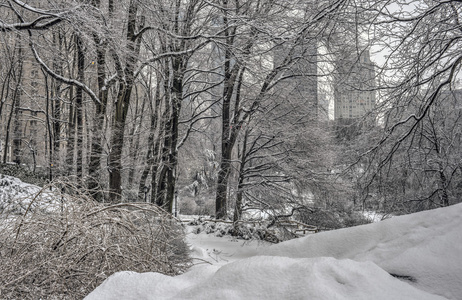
[318,92,329,121]
[273,38,318,119]
[334,50,376,120]
[0,36,63,167]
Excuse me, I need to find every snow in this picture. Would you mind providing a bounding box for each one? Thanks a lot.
[362,210,389,222]
[0,174,46,214]
[0,174,62,218]
[0,174,42,198]
[87,257,443,300]
[86,203,462,300]
[262,205,462,299]
[186,227,269,266]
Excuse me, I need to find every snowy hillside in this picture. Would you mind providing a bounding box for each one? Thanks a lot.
[86,204,462,299]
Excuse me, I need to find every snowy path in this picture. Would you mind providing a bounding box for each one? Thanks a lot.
[185,226,272,267]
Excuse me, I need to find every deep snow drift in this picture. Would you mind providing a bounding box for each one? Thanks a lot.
[261,205,462,299]
[86,203,462,300]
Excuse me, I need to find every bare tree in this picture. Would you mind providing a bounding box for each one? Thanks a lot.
[353,0,462,211]
[212,0,351,219]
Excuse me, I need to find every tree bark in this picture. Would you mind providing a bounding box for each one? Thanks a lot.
[233,128,249,223]
[215,61,243,219]
[127,91,146,188]
[86,0,112,200]
[139,75,161,201]
[165,56,184,213]
[66,85,75,175]
[107,0,140,202]
[11,38,24,165]
[2,41,23,164]
[75,35,85,179]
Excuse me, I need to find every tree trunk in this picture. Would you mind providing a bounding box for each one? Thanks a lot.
[216,150,231,219]
[10,39,24,165]
[51,29,63,171]
[439,169,449,207]
[139,75,161,201]
[233,129,248,223]
[127,91,146,188]
[4,77,22,164]
[108,84,132,202]
[66,85,75,175]
[165,57,183,213]
[44,73,54,183]
[87,40,109,200]
[75,35,85,179]
[107,0,140,202]
[215,63,243,219]
[1,73,12,163]
[155,70,171,206]
[86,0,112,201]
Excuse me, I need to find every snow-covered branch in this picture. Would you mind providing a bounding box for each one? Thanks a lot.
[29,37,101,105]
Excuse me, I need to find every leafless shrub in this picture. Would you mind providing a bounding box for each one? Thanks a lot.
[0,180,190,299]
[179,195,215,216]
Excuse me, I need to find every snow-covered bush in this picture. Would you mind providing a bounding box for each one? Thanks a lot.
[297,207,370,230]
[179,194,214,216]
[190,219,280,243]
[0,163,47,187]
[0,179,190,299]
[0,174,54,215]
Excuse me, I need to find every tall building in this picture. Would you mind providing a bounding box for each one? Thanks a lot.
[0,31,62,168]
[334,50,376,120]
[0,57,48,165]
[273,38,318,119]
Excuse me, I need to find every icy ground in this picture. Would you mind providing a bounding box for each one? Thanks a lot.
[86,203,462,300]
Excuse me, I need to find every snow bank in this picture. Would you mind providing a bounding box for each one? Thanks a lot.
[86,204,461,299]
[86,256,444,300]
[263,203,462,299]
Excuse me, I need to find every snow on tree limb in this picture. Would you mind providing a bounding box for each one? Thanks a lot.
[0,16,62,31]
[28,35,101,105]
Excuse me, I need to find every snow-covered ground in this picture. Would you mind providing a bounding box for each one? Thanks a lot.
[86,203,462,300]
[186,225,271,267]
